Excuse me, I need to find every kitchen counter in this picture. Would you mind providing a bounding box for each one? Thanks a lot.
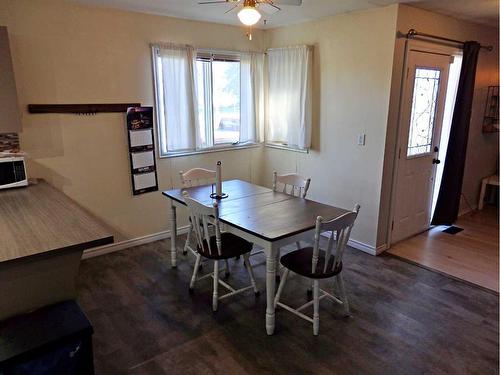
[0,181,114,320]
[0,181,113,263]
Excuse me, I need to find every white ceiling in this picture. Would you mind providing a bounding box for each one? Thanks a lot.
[70,0,499,29]
[68,0,415,28]
[411,0,499,28]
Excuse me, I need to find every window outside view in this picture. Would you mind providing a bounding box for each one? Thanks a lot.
[213,60,240,144]
[196,58,241,146]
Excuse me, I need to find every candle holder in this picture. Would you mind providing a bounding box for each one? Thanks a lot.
[210,192,229,200]
[210,161,229,200]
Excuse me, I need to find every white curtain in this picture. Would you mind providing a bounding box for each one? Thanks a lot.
[267,45,312,149]
[155,43,199,153]
[240,52,264,143]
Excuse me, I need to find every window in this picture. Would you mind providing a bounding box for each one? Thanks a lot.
[196,53,241,147]
[407,67,441,157]
[152,44,263,157]
[266,45,312,151]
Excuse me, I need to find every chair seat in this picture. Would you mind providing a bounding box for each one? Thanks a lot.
[199,233,253,260]
[280,247,342,279]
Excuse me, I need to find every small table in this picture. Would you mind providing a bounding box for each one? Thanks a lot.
[478,174,499,210]
[163,179,349,335]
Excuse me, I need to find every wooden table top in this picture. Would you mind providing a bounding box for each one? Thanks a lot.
[0,181,114,264]
[163,179,349,242]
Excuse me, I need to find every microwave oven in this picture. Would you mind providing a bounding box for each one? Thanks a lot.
[0,156,28,189]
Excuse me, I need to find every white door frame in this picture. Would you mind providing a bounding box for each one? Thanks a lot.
[387,40,462,247]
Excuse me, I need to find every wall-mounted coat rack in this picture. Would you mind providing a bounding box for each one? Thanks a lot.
[28,103,141,115]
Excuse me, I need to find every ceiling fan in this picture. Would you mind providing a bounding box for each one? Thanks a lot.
[198,0,303,27]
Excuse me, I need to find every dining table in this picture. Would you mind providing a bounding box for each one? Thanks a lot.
[163,179,349,335]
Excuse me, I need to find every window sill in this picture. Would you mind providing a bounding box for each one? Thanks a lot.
[160,142,261,159]
[265,143,309,154]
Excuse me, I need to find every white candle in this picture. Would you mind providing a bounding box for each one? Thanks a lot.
[216,161,222,196]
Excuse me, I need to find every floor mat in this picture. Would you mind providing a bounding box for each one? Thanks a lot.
[442,226,464,234]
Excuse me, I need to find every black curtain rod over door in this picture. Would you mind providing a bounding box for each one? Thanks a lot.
[406,29,493,51]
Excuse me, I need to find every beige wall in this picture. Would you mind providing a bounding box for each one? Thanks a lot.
[0,0,265,239]
[1,0,399,250]
[378,4,500,247]
[262,6,399,251]
[2,0,496,252]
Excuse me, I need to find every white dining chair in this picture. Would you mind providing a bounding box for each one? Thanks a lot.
[272,171,311,199]
[180,167,230,275]
[183,191,259,312]
[250,171,312,263]
[274,205,360,335]
[179,168,216,257]
[273,171,311,250]
[179,168,216,188]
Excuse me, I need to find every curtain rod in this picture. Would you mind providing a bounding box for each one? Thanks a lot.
[266,45,313,52]
[406,29,493,51]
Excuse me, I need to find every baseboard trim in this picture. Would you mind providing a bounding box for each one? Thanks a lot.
[84,226,385,259]
[375,243,388,255]
[320,233,383,256]
[82,226,190,260]
[458,204,478,217]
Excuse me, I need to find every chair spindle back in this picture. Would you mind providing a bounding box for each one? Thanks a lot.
[183,191,222,257]
[180,168,216,187]
[272,171,311,198]
[311,205,360,274]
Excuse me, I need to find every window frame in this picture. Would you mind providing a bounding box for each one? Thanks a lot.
[405,65,442,159]
[152,46,257,158]
[264,141,309,153]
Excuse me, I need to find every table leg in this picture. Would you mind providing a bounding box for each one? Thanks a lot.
[264,243,277,335]
[478,178,488,210]
[170,201,177,268]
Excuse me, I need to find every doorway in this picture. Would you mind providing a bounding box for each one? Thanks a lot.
[391,46,460,244]
[387,42,499,293]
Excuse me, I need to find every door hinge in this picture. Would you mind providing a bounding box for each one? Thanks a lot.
[398,147,401,159]
[450,55,455,64]
[391,220,394,231]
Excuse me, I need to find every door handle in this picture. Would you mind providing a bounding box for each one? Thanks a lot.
[432,158,441,164]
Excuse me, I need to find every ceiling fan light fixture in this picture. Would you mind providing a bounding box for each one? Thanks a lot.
[237,6,262,26]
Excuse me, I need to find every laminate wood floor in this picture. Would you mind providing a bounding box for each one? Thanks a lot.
[77,237,499,374]
[388,206,499,292]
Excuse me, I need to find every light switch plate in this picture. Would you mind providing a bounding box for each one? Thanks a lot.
[358,134,366,146]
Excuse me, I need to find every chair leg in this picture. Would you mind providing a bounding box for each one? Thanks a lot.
[313,279,319,336]
[213,260,219,312]
[307,280,314,299]
[183,224,193,255]
[336,274,350,316]
[224,259,230,277]
[243,253,259,295]
[189,254,202,292]
[274,268,290,308]
[295,241,301,250]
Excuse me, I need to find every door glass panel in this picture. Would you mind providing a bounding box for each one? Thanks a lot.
[407,68,441,157]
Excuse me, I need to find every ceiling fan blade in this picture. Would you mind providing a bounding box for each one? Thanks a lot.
[198,1,231,4]
[260,0,281,11]
[224,4,239,13]
[273,0,302,5]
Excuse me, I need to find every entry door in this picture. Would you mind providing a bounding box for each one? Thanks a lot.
[392,50,451,243]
